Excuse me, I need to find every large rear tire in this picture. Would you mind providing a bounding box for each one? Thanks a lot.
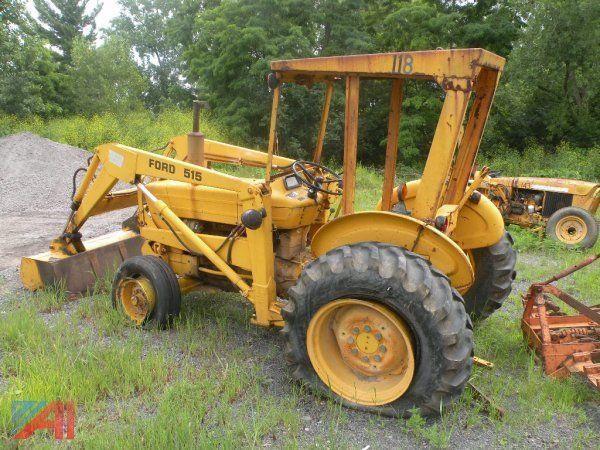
[281,242,473,417]
[546,207,598,249]
[463,232,517,320]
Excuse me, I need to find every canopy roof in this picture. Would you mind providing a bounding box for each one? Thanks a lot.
[271,48,505,83]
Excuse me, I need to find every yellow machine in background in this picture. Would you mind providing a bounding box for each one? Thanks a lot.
[478,175,600,248]
[21,49,516,417]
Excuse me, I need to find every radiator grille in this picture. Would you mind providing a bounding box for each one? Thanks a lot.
[542,192,573,217]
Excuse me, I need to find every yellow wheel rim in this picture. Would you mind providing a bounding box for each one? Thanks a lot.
[556,216,587,244]
[117,277,156,325]
[306,299,415,406]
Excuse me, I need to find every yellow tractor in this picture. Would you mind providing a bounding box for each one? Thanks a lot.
[478,175,600,248]
[21,49,516,417]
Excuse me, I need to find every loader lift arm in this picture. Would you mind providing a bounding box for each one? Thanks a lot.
[56,134,298,255]
[58,142,256,256]
[28,142,289,325]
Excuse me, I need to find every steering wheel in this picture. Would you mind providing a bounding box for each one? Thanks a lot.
[291,160,342,195]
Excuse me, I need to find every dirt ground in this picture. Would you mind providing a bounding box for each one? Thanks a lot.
[0,133,598,448]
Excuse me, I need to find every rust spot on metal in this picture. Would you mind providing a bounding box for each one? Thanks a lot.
[441,78,472,92]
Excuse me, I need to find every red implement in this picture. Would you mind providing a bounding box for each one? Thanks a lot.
[521,254,600,390]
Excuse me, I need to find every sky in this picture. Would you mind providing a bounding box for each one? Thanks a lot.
[26,0,122,35]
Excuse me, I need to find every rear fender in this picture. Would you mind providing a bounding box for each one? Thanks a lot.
[376,180,505,249]
[311,212,474,292]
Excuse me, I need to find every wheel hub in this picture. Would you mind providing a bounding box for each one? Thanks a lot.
[332,307,410,378]
[117,277,156,325]
[355,331,378,354]
[307,299,415,406]
[556,216,587,244]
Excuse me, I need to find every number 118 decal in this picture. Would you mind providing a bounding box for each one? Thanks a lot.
[392,54,414,75]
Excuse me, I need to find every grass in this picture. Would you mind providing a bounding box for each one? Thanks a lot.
[3,110,597,182]
[0,286,307,448]
[0,116,599,447]
[2,218,598,448]
[0,109,228,152]
[479,141,599,181]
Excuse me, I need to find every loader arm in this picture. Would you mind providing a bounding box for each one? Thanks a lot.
[24,141,280,325]
[164,136,295,168]
[65,136,298,237]
[57,143,256,256]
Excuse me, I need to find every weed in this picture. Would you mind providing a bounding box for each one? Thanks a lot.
[401,408,455,448]
[28,280,68,313]
[0,109,228,152]
[404,408,426,433]
[480,141,599,182]
[0,146,598,446]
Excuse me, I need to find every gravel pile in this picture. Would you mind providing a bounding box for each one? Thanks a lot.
[0,132,133,276]
[0,132,92,214]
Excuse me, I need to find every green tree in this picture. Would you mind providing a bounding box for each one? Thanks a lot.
[183,0,376,156]
[111,0,198,108]
[0,1,65,116]
[360,0,463,164]
[490,0,600,150]
[7,0,594,172]
[68,37,147,114]
[275,0,374,158]
[32,0,102,65]
[184,0,318,147]
[356,1,525,165]
[182,0,526,164]
[317,0,373,56]
[451,0,523,57]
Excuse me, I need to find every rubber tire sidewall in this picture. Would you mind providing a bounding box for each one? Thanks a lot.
[546,207,599,249]
[111,255,181,329]
[283,242,473,417]
[463,232,517,320]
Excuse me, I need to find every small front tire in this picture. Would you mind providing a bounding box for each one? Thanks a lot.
[112,255,181,329]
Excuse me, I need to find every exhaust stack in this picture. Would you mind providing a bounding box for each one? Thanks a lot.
[187,100,208,166]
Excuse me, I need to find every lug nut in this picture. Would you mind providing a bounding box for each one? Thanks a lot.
[362,356,369,363]
[352,327,359,334]
[364,325,371,332]
[347,337,355,344]
[374,355,382,362]
[379,345,387,353]
[351,348,358,355]
[375,333,382,340]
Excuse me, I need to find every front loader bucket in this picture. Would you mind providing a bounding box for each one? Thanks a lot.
[20,230,144,294]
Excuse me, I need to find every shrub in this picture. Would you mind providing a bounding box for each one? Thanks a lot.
[1,110,597,183]
[0,109,228,151]
[481,142,599,181]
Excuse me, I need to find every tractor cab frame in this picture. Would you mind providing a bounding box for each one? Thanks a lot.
[267,49,505,219]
